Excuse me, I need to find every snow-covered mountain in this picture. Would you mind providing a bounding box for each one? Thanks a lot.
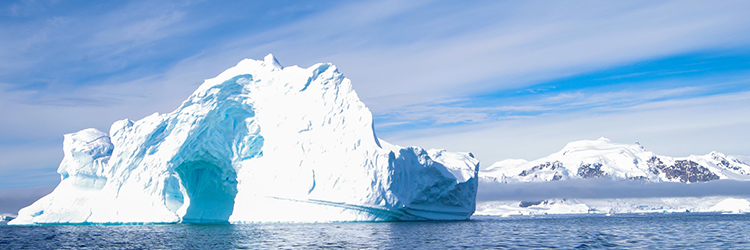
[11,55,478,225]
[482,137,750,183]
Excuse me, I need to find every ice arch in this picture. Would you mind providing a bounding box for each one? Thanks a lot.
[175,160,237,223]
[167,75,264,223]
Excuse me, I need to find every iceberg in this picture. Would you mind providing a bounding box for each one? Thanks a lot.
[11,54,479,225]
[0,214,15,225]
[707,198,750,214]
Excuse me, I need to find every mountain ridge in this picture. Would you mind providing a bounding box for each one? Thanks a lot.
[481,137,750,183]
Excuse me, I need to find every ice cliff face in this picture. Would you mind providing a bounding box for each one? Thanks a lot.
[482,137,750,183]
[11,55,479,225]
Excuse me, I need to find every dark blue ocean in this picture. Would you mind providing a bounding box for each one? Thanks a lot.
[2,213,749,249]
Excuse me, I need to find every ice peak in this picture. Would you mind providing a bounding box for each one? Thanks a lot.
[557,137,648,157]
[66,128,109,142]
[709,151,727,159]
[562,138,613,149]
[263,53,283,69]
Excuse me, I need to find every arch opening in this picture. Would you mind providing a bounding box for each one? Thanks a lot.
[175,160,238,223]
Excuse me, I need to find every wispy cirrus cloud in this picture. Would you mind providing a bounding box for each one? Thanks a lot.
[385,89,750,165]
[375,71,750,135]
[1,0,750,190]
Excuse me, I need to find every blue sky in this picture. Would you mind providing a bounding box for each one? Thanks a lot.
[1,0,750,193]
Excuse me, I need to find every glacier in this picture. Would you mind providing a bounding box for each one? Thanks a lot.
[10,54,479,225]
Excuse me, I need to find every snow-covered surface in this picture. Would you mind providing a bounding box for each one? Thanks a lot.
[734,155,750,166]
[482,138,750,183]
[476,197,750,216]
[707,198,750,214]
[10,55,479,225]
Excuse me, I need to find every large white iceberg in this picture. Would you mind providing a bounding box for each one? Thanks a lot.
[11,55,479,225]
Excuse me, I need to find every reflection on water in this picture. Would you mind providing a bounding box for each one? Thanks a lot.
[1,213,749,249]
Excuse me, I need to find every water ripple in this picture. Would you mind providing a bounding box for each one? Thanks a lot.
[1,213,749,249]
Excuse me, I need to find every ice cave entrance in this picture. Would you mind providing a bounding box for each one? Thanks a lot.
[175,160,238,223]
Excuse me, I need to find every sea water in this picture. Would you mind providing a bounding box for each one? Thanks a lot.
[1,213,749,249]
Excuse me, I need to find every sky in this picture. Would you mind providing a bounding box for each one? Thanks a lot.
[1,0,750,212]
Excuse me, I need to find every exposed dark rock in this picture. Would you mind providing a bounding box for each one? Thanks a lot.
[519,201,543,207]
[716,158,744,172]
[648,157,719,183]
[552,173,563,181]
[717,159,736,170]
[577,163,605,178]
[519,161,563,177]
[711,153,749,174]
[628,176,649,181]
[668,160,719,183]
[712,154,740,171]
[647,156,664,175]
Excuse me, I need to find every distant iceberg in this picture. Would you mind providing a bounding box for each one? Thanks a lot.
[11,55,479,225]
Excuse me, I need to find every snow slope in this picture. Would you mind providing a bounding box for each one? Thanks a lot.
[482,138,750,183]
[708,198,750,213]
[11,55,479,225]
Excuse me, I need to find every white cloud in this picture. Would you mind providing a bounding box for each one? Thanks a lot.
[374,78,734,130]
[88,11,186,47]
[1,0,750,188]
[148,0,750,114]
